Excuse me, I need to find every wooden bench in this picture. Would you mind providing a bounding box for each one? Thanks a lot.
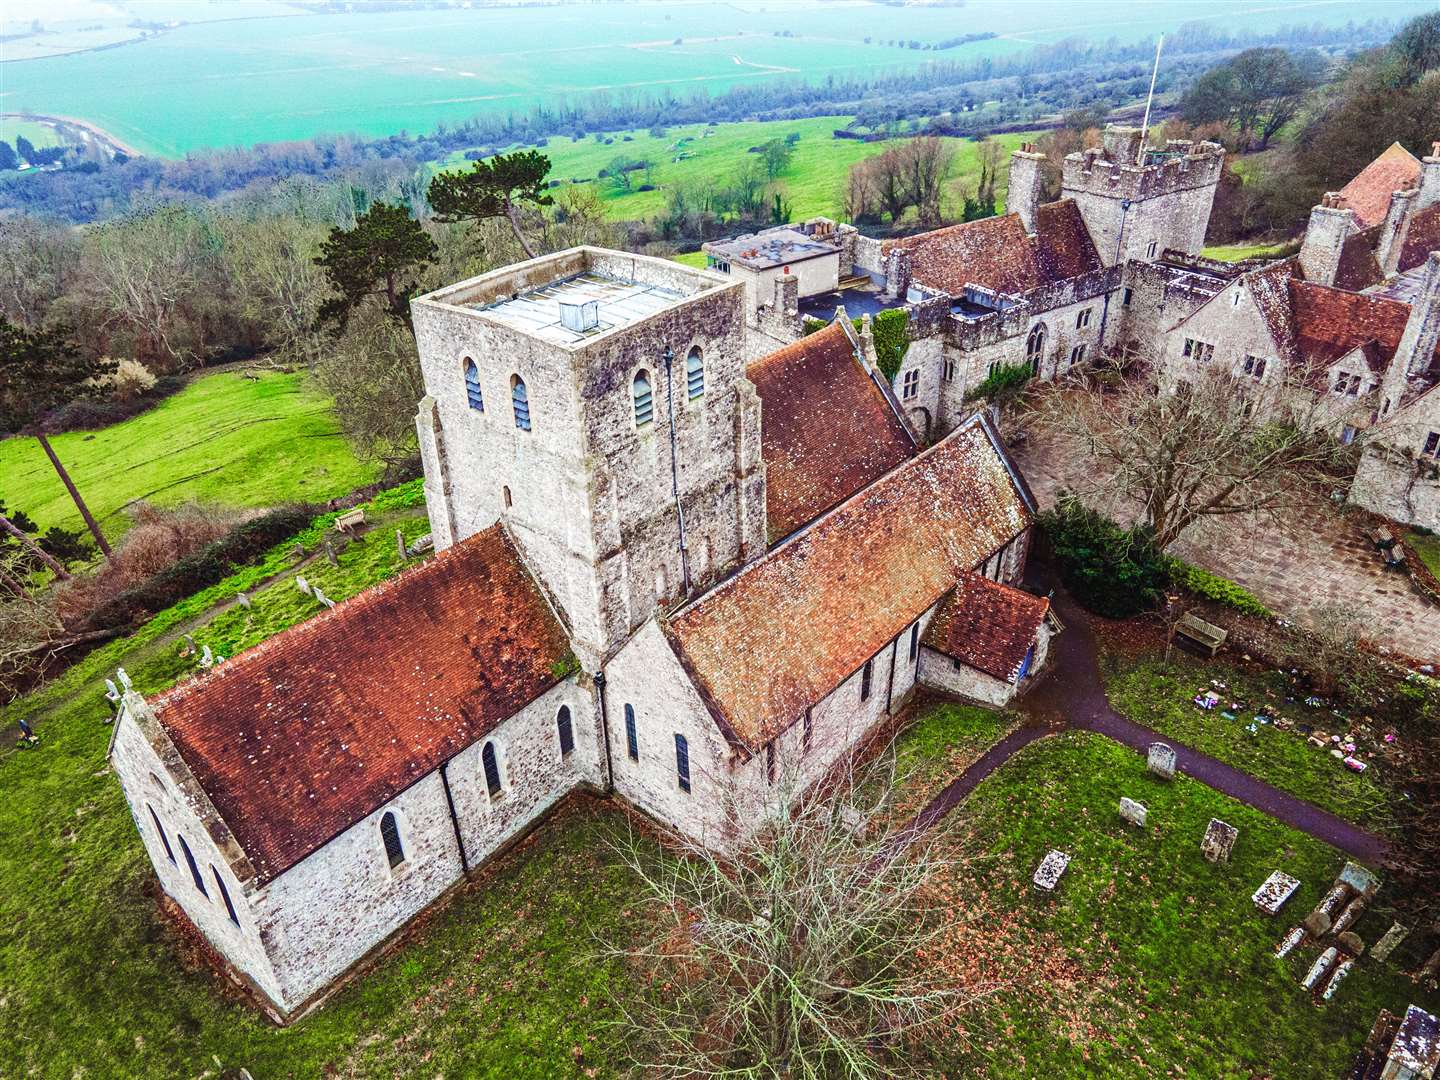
[1383,544,1407,570]
[1370,526,1396,549]
[334,508,366,534]
[1175,611,1227,657]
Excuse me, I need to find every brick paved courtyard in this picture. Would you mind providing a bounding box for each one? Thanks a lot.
[1013,429,1440,665]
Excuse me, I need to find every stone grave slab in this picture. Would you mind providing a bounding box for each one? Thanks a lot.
[1200,818,1238,863]
[1033,849,1071,892]
[1147,742,1177,780]
[1371,922,1409,964]
[1338,861,1380,897]
[1252,871,1301,915]
[1119,797,1147,827]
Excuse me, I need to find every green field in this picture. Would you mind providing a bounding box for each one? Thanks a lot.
[4,0,1427,158]
[0,370,379,542]
[448,117,1032,224]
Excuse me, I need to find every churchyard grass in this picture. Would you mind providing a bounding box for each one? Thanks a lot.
[1104,655,1397,831]
[876,700,1017,822]
[0,369,379,544]
[1408,528,1440,580]
[915,732,1438,1078]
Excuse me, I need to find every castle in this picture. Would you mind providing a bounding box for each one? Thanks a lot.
[108,125,1440,1023]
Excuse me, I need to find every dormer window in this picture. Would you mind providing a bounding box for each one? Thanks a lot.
[633,370,654,426]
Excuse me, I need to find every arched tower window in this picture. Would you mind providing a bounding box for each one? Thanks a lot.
[633,369,654,426]
[482,741,503,797]
[686,347,704,399]
[463,358,483,411]
[675,733,691,792]
[1025,323,1047,373]
[380,811,405,868]
[212,865,240,926]
[557,705,574,757]
[511,375,531,431]
[502,485,512,510]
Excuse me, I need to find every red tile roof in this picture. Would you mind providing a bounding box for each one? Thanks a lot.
[1333,225,1385,292]
[1338,141,1420,229]
[153,526,571,884]
[1399,203,1440,273]
[922,573,1049,682]
[883,200,1102,296]
[746,321,916,542]
[1289,280,1411,374]
[667,416,1032,752]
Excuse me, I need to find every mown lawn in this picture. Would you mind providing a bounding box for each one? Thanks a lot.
[0,369,378,542]
[917,732,1438,1078]
[878,700,1016,822]
[439,116,1034,225]
[1201,240,1298,262]
[1104,655,1397,830]
[1409,528,1440,580]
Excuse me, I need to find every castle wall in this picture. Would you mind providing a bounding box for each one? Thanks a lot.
[1159,278,1282,392]
[1109,260,1227,355]
[1350,390,1440,529]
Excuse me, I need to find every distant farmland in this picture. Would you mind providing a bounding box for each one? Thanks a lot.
[2,0,1422,158]
[441,117,1033,225]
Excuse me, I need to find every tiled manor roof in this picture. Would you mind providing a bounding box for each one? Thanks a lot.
[152,526,571,884]
[922,572,1050,683]
[746,321,916,543]
[883,200,1103,297]
[666,416,1032,752]
[1338,142,1421,230]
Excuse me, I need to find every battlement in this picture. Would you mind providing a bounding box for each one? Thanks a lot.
[1062,138,1225,202]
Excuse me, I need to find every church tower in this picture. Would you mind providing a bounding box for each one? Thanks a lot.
[1062,125,1225,266]
[410,248,766,670]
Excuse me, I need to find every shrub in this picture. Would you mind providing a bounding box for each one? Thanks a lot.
[106,359,159,402]
[964,361,1032,406]
[801,311,910,380]
[1167,560,1272,618]
[37,526,94,567]
[1040,496,1168,618]
[78,503,320,631]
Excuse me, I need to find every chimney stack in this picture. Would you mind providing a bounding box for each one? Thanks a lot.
[1394,251,1440,378]
[1418,142,1440,211]
[1377,187,1416,276]
[1298,193,1355,287]
[1008,144,1047,236]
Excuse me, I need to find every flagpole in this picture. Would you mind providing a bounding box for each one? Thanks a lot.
[1137,34,1164,164]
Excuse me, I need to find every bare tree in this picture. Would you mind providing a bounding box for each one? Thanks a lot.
[856,150,910,224]
[605,752,988,1078]
[312,306,426,465]
[0,549,65,698]
[0,215,81,329]
[1029,355,1360,550]
[897,137,955,226]
[842,164,874,223]
[221,213,330,367]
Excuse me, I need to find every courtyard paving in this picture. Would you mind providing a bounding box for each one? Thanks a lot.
[1012,429,1440,664]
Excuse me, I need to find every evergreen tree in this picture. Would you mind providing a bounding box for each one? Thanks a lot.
[428,150,554,259]
[313,201,437,331]
[14,134,36,166]
[0,140,17,171]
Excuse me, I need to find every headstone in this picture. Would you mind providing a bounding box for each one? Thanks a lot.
[324,536,338,566]
[1147,742,1177,780]
[1200,818,1238,863]
[1252,871,1301,915]
[104,678,120,703]
[396,529,407,560]
[1371,922,1409,963]
[1302,910,1333,938]
[1032,849,1071,891]
[116,667,132,691]
[1321,957,1355,1000]
[406,534,434,557]
[1336,931,1365,957]
[1301,946,1339,990]
[296,575,311,595]
[1338,861,1380,897]
[1275,926,1306,958]
[200,645,214,668]
[292,543,305,559]
[1331,896,1368,936]
[1314,882,1352,919]
[236,592,251,610]
[1119,797,1148,827]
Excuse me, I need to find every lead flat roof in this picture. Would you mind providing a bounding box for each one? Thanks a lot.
[471,271,687,344]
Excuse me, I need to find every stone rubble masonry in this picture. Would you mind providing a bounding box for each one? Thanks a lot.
[1061,132,1224,267]
[1299,196,1358,287]
[1007,145,1047,236]
[410,247,764,672]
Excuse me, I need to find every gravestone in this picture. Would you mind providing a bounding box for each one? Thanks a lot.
[396,529,407,560]
[1147,742,1177,780]
[1119,797,1148,827]
[1338,861,1380,897]
[1302,910,1333,938]
[1301,947,1339,990]
[1200,818,1238,863]
[1252,870,1301,915]
[116,667,132,691]
[1336,931,1365,957]
[104,678,120,703]
[1371,922,1409,963]
[1033,849,1071,892]
[236,592,251,610]
[296,575,311,595]
[1332,896,1368,936]
[1321,957,1355,1000]
[1274,926,1306,958]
